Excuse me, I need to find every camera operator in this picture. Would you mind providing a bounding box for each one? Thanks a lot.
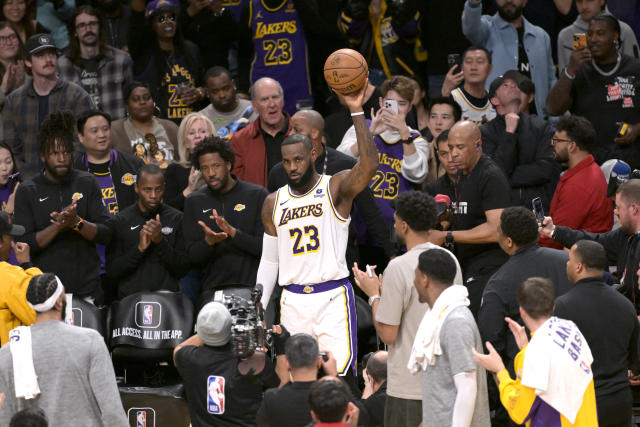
[257,333,338,427]
[174,301,285,427]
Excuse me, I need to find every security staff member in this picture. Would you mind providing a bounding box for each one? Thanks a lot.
[105,164,188,298]
[540,179,640,314]
[183,137,267,307]
[13,111,110,302]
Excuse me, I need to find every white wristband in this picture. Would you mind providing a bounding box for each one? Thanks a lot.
[351,111,365,117]
[563,68,575,80]
[368,295,381,306]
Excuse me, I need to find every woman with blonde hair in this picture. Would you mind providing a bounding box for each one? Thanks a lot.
[164,112,215,210]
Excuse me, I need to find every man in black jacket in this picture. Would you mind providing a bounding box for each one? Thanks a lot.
[479,207,572,374]
[480,71,557,210]
[256,333,337,427]
[555,240,640,427]
[540,179,640,313]
[105,164,188,298]
[478,206,572,426]
[183,137,267,308]
[13,111,110,302]
[74,110,144,217]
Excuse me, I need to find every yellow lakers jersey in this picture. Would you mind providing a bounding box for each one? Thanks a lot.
[273,175,350,286]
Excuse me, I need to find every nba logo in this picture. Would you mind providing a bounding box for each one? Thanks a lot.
[135,302,161,328]
[207,376,226,414]
[136,411,146,427]
[143,305,153,325]
[127,407,155,426]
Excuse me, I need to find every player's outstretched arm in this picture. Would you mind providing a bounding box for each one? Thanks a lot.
[332,83,379,211]
[257,193,279,309]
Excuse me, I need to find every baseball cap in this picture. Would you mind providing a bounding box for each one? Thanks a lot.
[196,302,232,346]
[145,0,179,19]
[434,194,451,217]
[0,212,25,236]
[488,70,525,99]
[25,33,57,56]
[601,159,631,197]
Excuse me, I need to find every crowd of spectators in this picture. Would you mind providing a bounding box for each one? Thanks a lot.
[2,0,640,426]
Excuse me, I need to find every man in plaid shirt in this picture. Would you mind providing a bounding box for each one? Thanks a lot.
[2,33,94,179]
[58,5,133,120]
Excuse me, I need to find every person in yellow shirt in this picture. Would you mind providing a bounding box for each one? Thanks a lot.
[0,211,41,345]
[473,277,598,427]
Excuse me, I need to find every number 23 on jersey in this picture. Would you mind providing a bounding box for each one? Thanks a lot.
[289,225,320,255]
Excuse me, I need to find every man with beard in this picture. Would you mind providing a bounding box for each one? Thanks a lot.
[539,115,612,249]
[256,86,378,383]
[3,33,94,179]
[199,66,257,138]
[105,164,188,298]
[268,109,393,268]
[58,6,133,120]
[183,136,267,308]
[462,0,556,116]
[0,273,128,426]
[352,191,462,426]
[540,179,640,314]
[13,111,110,303]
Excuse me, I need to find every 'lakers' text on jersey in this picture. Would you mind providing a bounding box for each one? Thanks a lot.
[249,0,313,114]
[273,175,349,286]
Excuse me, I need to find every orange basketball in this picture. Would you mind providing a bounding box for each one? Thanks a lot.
[323,49,368,95]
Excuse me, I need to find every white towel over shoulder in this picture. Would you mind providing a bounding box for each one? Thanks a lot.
[408,285,470,374]
[521,316,593,423]
[9,326,40,399]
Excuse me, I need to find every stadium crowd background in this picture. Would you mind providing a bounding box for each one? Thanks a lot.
[2,0,640,426]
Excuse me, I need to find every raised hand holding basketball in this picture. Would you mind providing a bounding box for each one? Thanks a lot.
[334,78,369,113]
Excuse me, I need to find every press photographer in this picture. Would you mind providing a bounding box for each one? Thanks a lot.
[173,291,288,427]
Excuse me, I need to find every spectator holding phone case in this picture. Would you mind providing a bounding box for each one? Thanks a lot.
[547,13,640,168]
[337,75,430,232]
[557,0,638,72]
[441,46,496,125]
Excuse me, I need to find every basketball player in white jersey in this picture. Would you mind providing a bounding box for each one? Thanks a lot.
[257,86,378,376]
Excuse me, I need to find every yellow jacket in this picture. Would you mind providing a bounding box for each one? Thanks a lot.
[0,261,42,345]
[497,343,599,426]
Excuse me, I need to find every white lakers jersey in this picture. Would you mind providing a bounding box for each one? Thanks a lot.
[273,174,350,286]
[451,87,496,125]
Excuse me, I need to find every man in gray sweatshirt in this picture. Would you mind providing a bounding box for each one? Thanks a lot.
[0,273,127,426]
[557,0,638,71]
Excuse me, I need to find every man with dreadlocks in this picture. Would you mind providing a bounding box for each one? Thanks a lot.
[0,273,128,426]
[13,111,111,304]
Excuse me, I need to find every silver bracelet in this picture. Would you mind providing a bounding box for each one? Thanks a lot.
[563,68,575,80]
[351,111,365,117]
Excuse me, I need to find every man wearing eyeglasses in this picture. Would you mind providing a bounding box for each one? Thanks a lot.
[539,115,613,249]
[2,33,94,179]
[58,5,133,120]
